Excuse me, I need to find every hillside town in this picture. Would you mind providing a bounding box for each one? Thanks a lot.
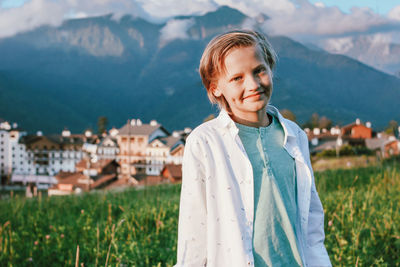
[1,116,399,197]
[0,117,190,196]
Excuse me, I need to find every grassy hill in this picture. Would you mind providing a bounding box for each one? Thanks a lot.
[0,159,399,266]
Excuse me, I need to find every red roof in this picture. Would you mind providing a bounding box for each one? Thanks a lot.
[91,174,117,189]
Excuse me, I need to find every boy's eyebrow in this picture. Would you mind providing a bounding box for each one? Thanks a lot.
[228,64,266,79]
[227,71,243,81]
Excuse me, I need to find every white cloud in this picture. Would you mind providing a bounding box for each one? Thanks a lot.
[314,2,325,8]
[0,0,152,38]
[135,0,216,19]
[321,37,354,53]
[0,0,399,42]
[213,0,296,17]
[261,2,387,39]
[0,0,65,38]
[388,5,400,21]
[159,18,195,45]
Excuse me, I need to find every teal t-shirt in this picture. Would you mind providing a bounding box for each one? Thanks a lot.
[236,114,303,267]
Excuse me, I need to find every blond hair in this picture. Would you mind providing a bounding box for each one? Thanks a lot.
[199,30,277,110]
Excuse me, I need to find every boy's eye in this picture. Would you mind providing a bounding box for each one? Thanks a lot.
[232,76,242,82]
[255,67,267,75]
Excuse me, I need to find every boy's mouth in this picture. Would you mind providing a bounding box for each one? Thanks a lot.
[244,91,263,100]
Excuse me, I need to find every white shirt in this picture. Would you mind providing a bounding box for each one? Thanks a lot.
[175,106,331,267]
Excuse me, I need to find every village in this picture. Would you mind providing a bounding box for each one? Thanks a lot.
[0,116,399,197]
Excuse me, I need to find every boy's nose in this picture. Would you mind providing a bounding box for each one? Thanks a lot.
[245,75,260,91]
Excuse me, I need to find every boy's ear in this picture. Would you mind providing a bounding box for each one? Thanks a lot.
[210,83,222,97]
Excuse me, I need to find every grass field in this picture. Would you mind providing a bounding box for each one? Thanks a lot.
[1,158,399,266]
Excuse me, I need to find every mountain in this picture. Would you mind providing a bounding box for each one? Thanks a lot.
[315,35,400,76]
[0,6,399,134]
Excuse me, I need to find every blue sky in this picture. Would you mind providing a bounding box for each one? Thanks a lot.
[309,0,398,15]
[1,0,26,8]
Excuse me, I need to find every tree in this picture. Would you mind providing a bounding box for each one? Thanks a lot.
[318,116,332,129]
[97,116,108,134]
[280,109,296,122]
[302,112,319,129]
[311,113,319,128]
[385,120,399,135]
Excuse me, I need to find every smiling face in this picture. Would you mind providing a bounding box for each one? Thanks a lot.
[212,45,272,124]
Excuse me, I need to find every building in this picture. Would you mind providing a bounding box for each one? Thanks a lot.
[341,119,372,139]
[9,129,97,189]
[48,158,120,196]
[20,134,84,176]
[366,135,400,158]
[0,121,27,183]
[116,119,169,177]
[81,135,119,161]
[96,136,119,160]
[305,127,341,155]
[146,133,185,175]
[161,164,182,183]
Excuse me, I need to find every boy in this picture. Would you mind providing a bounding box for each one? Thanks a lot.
[175,30,331,267]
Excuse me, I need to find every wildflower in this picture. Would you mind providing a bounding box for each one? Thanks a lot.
[81,209,84,214]
[328,220,333,227]
[60,234,64,238]
[34,241,38,245]
[49,225,53,229]
[46,235,50,240]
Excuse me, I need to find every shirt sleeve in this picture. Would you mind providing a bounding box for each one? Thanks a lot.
[175,135,208,267]
[299,130,332,267]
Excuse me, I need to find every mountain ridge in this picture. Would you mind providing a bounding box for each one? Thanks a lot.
[0,6,399,133]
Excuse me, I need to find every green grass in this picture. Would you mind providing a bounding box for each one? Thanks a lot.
[0,160,399,266]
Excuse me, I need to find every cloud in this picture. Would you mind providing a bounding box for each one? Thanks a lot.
[388,5,400,21]
[313,2,325,8]
[261,1,388,40]
[136,0,216,19]
[213,0,296,17]
[159,18,195,45]
[0,0,399,43]
[0,0,65,38]
[0,0,151,38]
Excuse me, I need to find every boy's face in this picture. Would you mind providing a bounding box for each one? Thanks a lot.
[212,45,272,120]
